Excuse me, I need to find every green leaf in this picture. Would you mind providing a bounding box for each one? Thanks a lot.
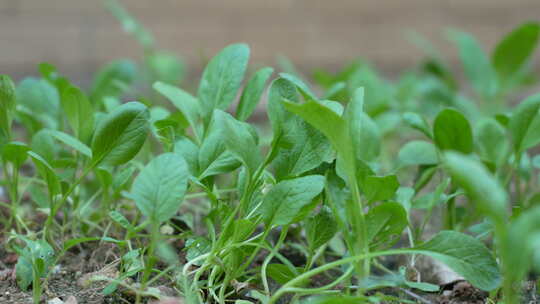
[146,51,185,85]
[475,118,508,167]
[442,152,507,222]
[260,175,325,227]
[174,136,200,176]
[236,67,273,121]
[305,206,338,252]
[197,117,240,179]
[91,101,149,166]
[266,264,305,286]
[492,22,540,79]
[363,175,400,203]
[16,239,55,290]
[28,151,61,200]
[301,295,368,304]
[365,202,407,248]
[0,75,16,143]
[60,85,94,143]
[412,231,501,291]
[505,206,540,285]
[16,77,60,128]
[279,73,318,101]
[282,100,355,180]
[272,118,332,180]
[2,141,30,169]
[398,140,438,166]
[214,110,262,175]
[267,78,298,136]
[130,153,189,223]
[153,81,201,139]
[403,112,432,139]
[448,30,497,99]
[50,130,92,158]
[433,108,473,153]
[197,43,250,118]
[346,88,381,162]
[509,93,540,152]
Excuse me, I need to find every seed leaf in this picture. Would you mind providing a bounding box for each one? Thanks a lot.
[434,108,473,153]
[398,140,438,166]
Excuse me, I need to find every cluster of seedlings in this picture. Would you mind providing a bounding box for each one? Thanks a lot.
[1,2,540,304]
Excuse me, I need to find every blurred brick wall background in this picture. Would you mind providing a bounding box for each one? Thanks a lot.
[1,0,539,86]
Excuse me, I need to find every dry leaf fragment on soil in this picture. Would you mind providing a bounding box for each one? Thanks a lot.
[148,297,185,304]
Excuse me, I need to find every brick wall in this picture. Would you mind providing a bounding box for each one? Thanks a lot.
[1,0,539,85]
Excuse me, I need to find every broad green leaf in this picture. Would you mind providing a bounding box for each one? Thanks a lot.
[186,237,211,266]
[60,85,94,143]
[492,22,540,79]
[272,118,332,180]
[282,100,355,180]
[305,206,338,252]
[412,230,501,291]
[50,130,92,158]
[197,117,240,179]
[260,175,325,227]
[267,78,298,135]
[475,118,508,167]
[433,108,473,153]
[16,77,60,128]
[363,175,400,203]
[236,67,273,121]
[266,264,305,286]
[31,129,57,163]
[28,151,61,200]
[403,112,432,139]
[365,202,407,248]
[0,75,16,143]
[15,239,55,290]
[279,73,318,101]
[174,136,200,176]
[2,141,30,169]
[448,30,497,99]
[214,110,262,175]
[153,81,201,139]
[130,153,189,223]
[509,93,540,152]
[197,44,250,118]
[91,101,150,166]
[398,140,438,166]
[442,152,507,221]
